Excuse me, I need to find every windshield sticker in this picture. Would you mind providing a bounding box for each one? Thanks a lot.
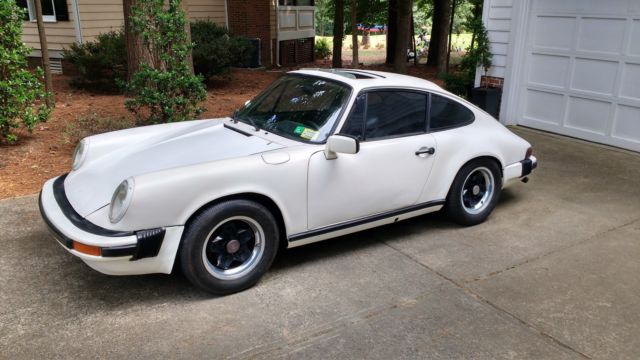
[294,125,305,135]
[300,128,317,140]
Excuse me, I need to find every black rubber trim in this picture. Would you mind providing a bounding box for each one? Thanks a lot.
[289,200,446,242]
[53,174,134,237]
[520,159,534,177]
[39,192,74,249]
[224,123,253,137]
[131,228,165,260]
[100,244,137,257]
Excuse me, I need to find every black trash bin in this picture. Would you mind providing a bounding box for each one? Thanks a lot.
[470,87,502,119]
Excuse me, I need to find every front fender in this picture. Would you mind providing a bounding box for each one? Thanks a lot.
[87,151,310,237]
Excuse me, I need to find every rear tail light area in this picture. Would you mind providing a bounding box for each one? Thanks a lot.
[525,147,533,159]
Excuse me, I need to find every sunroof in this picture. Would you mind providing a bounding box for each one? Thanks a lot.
[300,68,384,79]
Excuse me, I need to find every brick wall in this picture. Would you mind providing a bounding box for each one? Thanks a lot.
[227,0,272,66]
[480,75,504,88]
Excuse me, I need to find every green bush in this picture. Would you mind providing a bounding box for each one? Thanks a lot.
[442,9,492,98]
[0,1,51,143]
[190,21,253,79]
[314,37,332,60]
[64,30,126,92]
[125,0,207,125]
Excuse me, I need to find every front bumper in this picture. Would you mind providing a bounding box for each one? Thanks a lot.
[503,155,537,188]
[39,175,183,275]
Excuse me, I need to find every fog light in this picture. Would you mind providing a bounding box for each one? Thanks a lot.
[72,241,101,256]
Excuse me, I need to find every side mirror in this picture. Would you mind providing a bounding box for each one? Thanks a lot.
[324,134,359,160]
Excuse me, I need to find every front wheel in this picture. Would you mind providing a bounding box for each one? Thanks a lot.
[444,159,502,226]
[180,200,279,295]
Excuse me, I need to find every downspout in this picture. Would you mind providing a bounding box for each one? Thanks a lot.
[224,0,229,28]
[275,0,280,66]
[71,0,82,44]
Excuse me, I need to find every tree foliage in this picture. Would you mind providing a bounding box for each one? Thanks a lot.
[0,1,51,143]
[125,0,206,125]
[190,21,253,79]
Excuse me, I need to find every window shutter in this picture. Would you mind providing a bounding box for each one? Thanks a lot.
[53,0,69,21]
[15,0,30,21]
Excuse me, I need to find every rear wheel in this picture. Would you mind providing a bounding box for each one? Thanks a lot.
[180,200,279,295]
[444,159,502,226]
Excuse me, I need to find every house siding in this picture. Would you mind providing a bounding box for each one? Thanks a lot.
[21,0,76,54]
[478,0,514,82]
[23,0,227,54]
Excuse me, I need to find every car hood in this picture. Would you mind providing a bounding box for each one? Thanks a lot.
[65,119,285,217]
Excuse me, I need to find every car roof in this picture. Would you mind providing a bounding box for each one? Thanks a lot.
[289,68,444,93]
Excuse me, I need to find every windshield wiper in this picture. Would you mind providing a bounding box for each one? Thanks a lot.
[232,110,260,131]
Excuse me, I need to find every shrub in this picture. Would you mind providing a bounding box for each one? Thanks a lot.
[63,113,134,144]
[375,42,384,50]
[442,12,493,98]
[314,38,332,60]
[64,30,126,92]
[0,1,51,143]
[190,21,253,79]
[125,0,207,125]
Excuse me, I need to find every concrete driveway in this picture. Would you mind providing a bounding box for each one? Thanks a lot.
[1,127,639,359]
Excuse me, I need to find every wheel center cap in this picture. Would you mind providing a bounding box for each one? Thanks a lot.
[472,185,481,196]
[226,240,240,254]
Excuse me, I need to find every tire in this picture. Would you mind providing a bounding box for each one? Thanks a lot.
[444,158,502,226]
[180,200,279,295]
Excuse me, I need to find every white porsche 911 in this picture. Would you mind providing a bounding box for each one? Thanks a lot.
[39,69,537,294]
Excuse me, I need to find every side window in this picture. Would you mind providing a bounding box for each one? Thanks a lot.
[364,91,426,140]
[429,94,475,131]
[340,94,366,139]
[340,91,427,140]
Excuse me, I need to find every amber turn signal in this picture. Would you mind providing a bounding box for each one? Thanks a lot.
[72,241,102,256]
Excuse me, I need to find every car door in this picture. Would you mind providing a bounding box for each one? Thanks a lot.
[307,90,437,230]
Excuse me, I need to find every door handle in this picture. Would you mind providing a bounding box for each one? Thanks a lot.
[415,147,435,156]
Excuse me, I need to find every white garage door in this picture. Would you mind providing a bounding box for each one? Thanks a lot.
[517,0,640,152]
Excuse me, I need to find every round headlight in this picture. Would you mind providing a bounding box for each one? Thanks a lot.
[109,178,134,223]
[72,139,88,170]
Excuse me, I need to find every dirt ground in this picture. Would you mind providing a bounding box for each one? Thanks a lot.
[0,65,439,199]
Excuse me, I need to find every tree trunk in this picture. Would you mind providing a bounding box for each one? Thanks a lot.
[445,0,457,73]
[362,29,370,47]
[123,0,155,81]
[427,0,450,68]
[332,0,344,68]
[393,0,411,74]
[33,0,54,106]
[180,0,194,74]
[385,0,397,65]
[436,0,452,73]
[351,0,358,68]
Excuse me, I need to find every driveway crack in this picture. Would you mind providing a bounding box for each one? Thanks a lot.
[381,239,592,359]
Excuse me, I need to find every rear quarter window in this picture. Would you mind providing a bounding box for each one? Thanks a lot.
[429,94,475,131]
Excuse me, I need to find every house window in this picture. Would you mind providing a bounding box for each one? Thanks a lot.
[278,0,314,6]
[15,0,69,23]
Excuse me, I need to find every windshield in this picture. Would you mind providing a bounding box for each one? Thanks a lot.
[233,75,351,143]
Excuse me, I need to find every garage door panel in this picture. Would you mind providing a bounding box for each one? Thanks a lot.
[571,58,618,95]
[529,54,570,88]
[523,90,565,125]
[620,63,640,100]
[613,105,640,143]
[566,97,610,135]
[630,20,640,56]
[577,17,626,55]
[532,16,576,50]
[518,1,640,152]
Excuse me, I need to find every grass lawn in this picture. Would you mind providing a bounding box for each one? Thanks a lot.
[317,33,472,65]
